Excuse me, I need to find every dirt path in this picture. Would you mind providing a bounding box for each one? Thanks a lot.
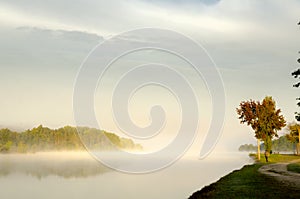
[258,160,300,189]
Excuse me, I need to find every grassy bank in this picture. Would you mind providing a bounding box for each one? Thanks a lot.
[189,154,300,199]
[287,162,300,173]
[252,153,300,163]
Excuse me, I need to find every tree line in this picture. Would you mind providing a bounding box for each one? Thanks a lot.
[0,125,142,153]
[239,135,295,152]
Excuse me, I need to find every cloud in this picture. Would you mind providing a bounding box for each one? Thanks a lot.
[0,26,102,71]
[0,26,103,129]
[143,0,221,6]
[0,0,298,44]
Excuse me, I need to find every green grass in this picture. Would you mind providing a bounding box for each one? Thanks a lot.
[188,154,300,198]
[250,153,300,163]
[189,163,300,199]
[287,162,300,173]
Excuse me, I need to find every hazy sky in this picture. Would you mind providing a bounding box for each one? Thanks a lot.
[0,0,299,153]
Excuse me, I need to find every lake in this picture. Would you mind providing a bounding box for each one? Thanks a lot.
[0,151,252,199]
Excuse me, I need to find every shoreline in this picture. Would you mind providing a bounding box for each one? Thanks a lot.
[188,154,300,199]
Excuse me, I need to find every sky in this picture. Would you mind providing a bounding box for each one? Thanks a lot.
[0,0,299,154]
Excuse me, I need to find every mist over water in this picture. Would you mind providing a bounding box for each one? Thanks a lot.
[0,151,252,199]
[0,152,110,178]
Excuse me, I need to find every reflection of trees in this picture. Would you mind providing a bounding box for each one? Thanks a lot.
[0,152,111,179]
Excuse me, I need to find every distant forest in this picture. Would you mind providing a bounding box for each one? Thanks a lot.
[239,135,295,152]
[0,125,142,153]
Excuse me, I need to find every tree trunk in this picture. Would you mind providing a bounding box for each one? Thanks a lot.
[257,139,260,160]
[264,136,272,153]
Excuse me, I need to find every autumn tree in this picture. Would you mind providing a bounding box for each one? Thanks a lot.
[237,96,286,159]
[286,123,300,155]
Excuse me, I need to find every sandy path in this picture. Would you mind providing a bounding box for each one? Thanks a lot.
[258,160,300,189]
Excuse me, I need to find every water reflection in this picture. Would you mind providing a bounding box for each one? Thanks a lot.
[0,152,252,199]
[0,152,110,179]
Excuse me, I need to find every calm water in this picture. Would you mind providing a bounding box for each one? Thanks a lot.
[0,152,252,199]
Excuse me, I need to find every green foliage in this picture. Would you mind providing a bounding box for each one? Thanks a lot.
[104,132,121,147]
[17,142,28,153]
[286,123,300,155]
[0,141,13,152]
[258,97,286,140]
[0,125,143,153]
[239,136,294,152]
[0,129,17,145]
[272,136,295,152]
[238,144,256,152]
[264,136,272,153]
[286,123,300,143]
